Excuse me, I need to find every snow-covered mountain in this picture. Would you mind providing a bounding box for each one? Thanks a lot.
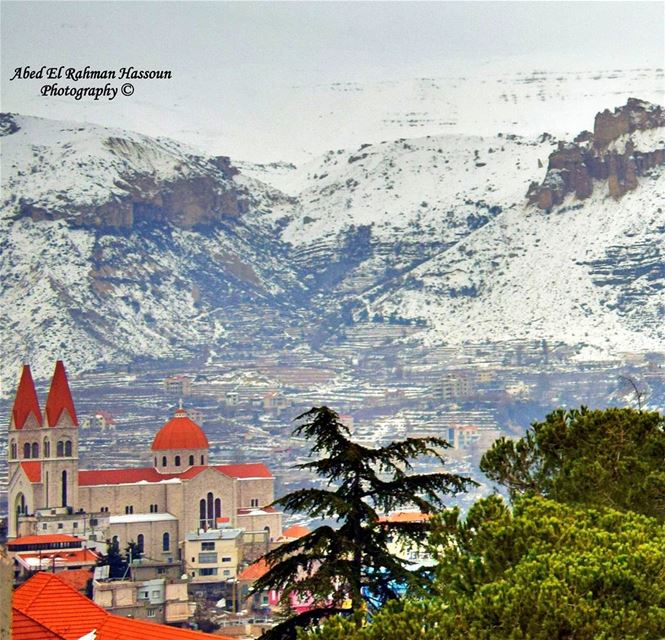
[1,89,664,378]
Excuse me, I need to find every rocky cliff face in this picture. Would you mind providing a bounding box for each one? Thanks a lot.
[527,99,665,209]
[1,113,249,231]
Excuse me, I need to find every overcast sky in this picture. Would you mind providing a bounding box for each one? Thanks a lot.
[1,2,663,161]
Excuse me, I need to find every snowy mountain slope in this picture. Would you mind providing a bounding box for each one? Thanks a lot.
[0,114,306,378]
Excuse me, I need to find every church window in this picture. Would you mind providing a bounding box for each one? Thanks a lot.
[64,441,72,457]
[162,456,167,467]
[214,498,221,519]
[61,470,67,507]
[125,505,134,514]
[57,441,64,457]
[23,443,31,458]
[250,498,259,508]
[201,455,205,465]
[154,457,157,467]
[31,442,39,458]
[10,440,17,459]
[137,534,144,554]
[189,455,194,466]
[175,455,181,467]
[43,438,50,457]
[163,532,170,551]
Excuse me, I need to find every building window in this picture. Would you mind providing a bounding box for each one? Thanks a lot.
[31,442,39,458]
[222,556,232,563]
[250,498,260,508]
[201,541,215,551]
[200,455,204,465]
[149,504,159,513]
[154,457,157,467]
[137,534,144,554]
[198,552,217,564]
[10,441,17,459]
[57,441,64,457]
[162,456,167,467]
[90,518,98,526]
[147,608,156,618]
[223,569,231,576]
[42,523,48,530]
[189,455,194,466]
[162,532,170,552]
[61,470,67,507]
[100,507,108,513]
[57,523,64,529]
[64,441,72,457]
[199,568,218,576]
[139,590,149,600]
[23,443,31,459]
[73,522,78,529]
[125,505,134,514]
[43,438,50,458]
[174,455,181,467]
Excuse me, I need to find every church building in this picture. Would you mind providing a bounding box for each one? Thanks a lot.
[7,361,282,565]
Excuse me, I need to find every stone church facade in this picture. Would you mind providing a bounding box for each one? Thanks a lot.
[7,362,282,564]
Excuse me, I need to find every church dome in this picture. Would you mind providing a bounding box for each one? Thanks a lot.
[151,408,209,451]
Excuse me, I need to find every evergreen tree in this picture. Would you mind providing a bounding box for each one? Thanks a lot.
[480,406,665,520]
[254,406,475,639]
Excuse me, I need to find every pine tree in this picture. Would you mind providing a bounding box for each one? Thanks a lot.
[254,406,475,639]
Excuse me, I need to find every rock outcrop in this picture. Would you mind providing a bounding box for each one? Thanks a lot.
[528,99,665,209]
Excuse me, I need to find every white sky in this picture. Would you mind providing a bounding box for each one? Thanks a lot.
[1,2,664,161]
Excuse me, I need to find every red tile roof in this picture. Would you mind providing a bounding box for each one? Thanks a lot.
[280,524,310,539]
[15,549,100,570]
[217,463,272,478]
[12,364,43,429]
[378,511,432,523]
[21,461,41,483]
[13,572,234,640]
[8,534,84,548]
[45,360,78,427]
[151,409,209,450]
[52,568,93,592]
[79,462,272,486]
[237,558,271,582]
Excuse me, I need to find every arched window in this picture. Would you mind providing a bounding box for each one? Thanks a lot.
[214,498,221,520]
[23,442,31,459]
[207,492,213,527]
[64,441,72,457]
[44,438,50,458]
[57,441,64,457]
[163,532,170,552]
[137,534,144,554]
[31,442,39,458]
[201,455,205,465]
[61,470,68,507]
[162,456,167,467]
[10,440,17,459]
[154,457,157,467]
[174,455,181,467]
[199,499,206,529]
[189,455,194,466]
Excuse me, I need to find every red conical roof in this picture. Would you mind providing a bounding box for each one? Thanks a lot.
[45,360,78,427]
[151,408,209,451]
[11,365,43,429]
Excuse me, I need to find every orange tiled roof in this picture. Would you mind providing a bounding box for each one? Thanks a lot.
[79,462,272,486]
[45,360,78,427]
[53,568,93,592]
[11,364,43,429]
[238,558,270,582]
[151,409,209,450]
[21,461,41,483]
[280,524,310,539]
[378,512,432,523]
[8,534,83,547]
[13,572,234,640]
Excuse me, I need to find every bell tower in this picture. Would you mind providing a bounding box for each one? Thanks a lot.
[42,360,80,510]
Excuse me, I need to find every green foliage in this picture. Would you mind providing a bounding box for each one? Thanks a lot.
[97,538,127,579]
[256,406,474,639]
[307,497,665,640]
[480,406,665,519]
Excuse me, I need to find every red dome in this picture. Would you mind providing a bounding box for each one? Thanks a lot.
[151,409,209,451]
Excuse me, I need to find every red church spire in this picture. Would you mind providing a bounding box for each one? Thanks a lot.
[45,360,78,427]
[11,364,43,429]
